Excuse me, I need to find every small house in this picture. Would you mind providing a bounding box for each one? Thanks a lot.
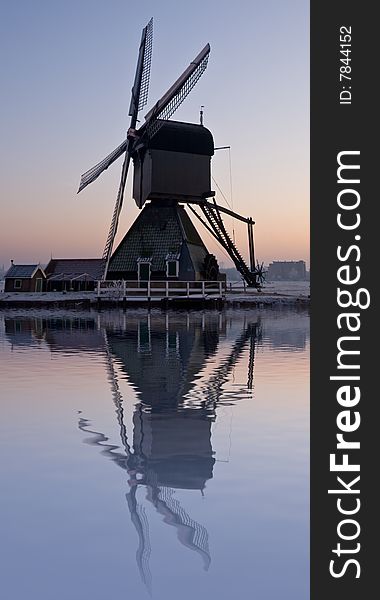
[45,258,104,291]
[4,263,46,292]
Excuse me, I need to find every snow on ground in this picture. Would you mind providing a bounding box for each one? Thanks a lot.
[227,280,310,298]
[0,291,96,302]
[0,281,310,305]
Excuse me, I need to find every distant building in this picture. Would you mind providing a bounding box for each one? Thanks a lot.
[45,258,104,291]
[267,260,307,281]
[4,263,46,292]
[220,267,242,282]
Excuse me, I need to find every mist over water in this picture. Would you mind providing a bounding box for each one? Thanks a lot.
[0,308,309,600]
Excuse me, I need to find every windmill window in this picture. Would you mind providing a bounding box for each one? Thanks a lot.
[14,279,22,289]
[166,260,179,277]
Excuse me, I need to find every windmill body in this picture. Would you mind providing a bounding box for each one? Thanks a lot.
[132,119,214,207]
[78,19,264,287]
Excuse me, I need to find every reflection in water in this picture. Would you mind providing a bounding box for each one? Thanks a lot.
[4,311,259,593]
[78,313,259,593]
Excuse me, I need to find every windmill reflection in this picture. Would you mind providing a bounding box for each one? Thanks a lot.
[78,312,259,591]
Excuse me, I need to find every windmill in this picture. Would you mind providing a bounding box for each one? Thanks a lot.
[78,18,264,287]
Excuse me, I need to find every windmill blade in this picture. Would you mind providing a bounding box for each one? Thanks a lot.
[78,19,153,195]
[142,43,210,140]
[78,138,128,193]
[129,17,153,118]
[102,152,131,278]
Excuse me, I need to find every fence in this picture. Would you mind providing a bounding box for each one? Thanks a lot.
[96,280,225,300]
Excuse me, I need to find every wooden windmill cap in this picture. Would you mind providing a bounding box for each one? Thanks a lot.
[146,119,214,156]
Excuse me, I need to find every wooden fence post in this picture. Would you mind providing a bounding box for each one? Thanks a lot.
[96,280,101,310]
[122,280,126,310]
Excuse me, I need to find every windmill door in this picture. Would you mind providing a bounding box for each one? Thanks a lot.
[138,262,151,288]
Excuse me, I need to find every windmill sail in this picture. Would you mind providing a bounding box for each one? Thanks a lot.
[143,44,210,140]
[129,17,153,116]
[101,19,154,275]
[102,152,131,269]
[78,139,128,193]
[78,19,154,195]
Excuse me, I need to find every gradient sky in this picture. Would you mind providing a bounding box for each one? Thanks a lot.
[0,0,309,270]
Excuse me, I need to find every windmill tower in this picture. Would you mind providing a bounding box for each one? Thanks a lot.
[78,19,264,287]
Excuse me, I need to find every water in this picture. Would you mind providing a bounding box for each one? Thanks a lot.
[0,308,309,600]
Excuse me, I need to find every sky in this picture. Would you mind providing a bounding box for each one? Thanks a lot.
[0,0,309,270]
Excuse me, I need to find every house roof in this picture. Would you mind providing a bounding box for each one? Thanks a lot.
[108,203,208,274]
[45,259,104,281]
[5,264,44,278]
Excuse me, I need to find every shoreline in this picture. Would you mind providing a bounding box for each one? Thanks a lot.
[0,290,310,309]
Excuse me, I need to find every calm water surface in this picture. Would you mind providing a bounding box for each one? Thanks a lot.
[0,308,309,600]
